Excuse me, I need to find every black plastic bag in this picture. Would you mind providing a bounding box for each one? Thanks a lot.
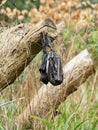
[46,50,63,85]
[39,32,63,86]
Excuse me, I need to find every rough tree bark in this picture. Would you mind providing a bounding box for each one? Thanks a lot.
[15,49,95,129]
[0,18,95,129]
[0,18,57,91]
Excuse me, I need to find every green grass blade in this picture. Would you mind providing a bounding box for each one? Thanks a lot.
[0,126,5,130]
[73,119,88,130]
[91,119,98,130]
[31,115,53,129]
[64,112,77,130]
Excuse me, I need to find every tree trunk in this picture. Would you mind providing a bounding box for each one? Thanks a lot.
[0,18,57,91]
[15,49,95,129]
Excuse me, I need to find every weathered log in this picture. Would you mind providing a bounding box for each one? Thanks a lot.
[0,18,57,91]
[15,49,95,129]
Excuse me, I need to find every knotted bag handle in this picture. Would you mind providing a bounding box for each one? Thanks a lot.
[40,32,53,53]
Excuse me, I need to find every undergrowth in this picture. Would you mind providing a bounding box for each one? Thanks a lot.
[0,22,98,130]
[31,83,98,130]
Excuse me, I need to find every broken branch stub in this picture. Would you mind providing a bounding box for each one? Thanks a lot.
[0,19,57,91]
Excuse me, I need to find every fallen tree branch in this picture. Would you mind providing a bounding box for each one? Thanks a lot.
[0,18,57,91]
[15,49,95,129]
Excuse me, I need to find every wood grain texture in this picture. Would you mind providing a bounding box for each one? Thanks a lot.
[15,49,95,129]
[0,18,57,91]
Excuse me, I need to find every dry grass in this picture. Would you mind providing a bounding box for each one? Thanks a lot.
[0,22,98,130]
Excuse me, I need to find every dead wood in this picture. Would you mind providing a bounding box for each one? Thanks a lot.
[15,49,95,129]
[0,18,57,91]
